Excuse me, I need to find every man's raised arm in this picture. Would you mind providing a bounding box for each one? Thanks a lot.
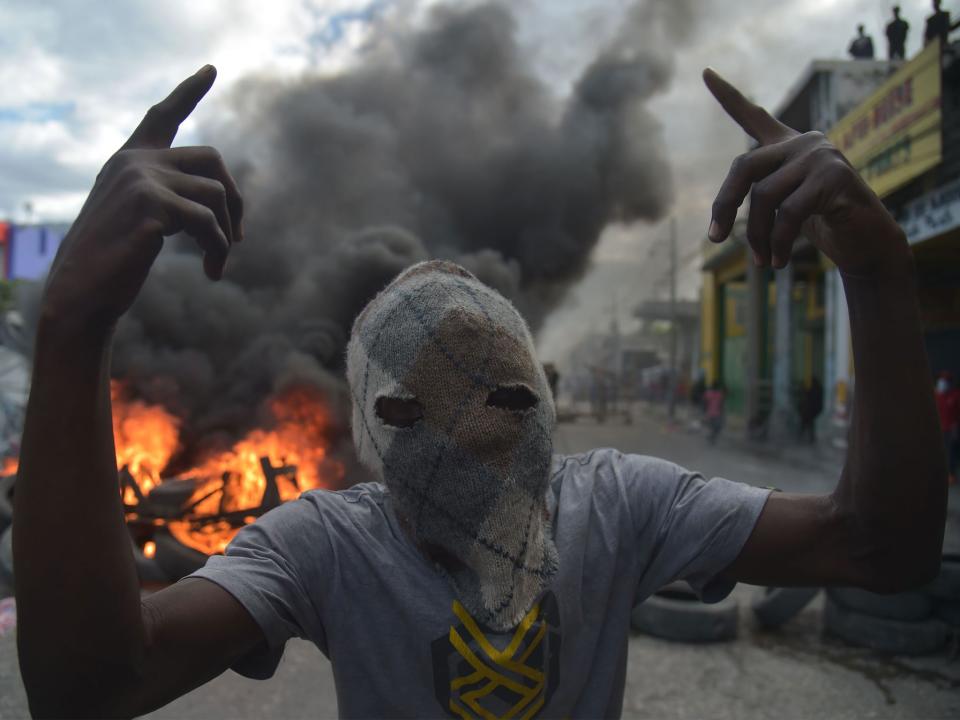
[14,67,263,718]
[701,69,947,590]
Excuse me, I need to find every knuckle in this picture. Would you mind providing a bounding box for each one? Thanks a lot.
[751,182,772,206]
[729,152,751,176]
[210,180,227,202]
[144,102,167,124]
[200,145,224,164]
[777,201,803,227]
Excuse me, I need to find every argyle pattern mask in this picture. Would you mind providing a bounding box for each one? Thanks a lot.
[346,260,559,632]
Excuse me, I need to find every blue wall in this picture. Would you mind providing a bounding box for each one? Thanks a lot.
[7,224,68,280]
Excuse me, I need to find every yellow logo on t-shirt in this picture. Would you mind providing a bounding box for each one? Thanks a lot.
[431,594,561,720]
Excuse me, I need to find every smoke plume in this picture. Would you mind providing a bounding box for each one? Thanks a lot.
[55,1,693,472]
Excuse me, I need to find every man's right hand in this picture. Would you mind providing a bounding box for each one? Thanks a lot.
[42,65,243,334]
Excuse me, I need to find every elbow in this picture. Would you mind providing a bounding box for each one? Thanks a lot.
[856,552,940,594]
[21,656,142,719]
[847,522,943,593]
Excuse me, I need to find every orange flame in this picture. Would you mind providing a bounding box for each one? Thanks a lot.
[112,382,181,505]
[20,381,343,559]
[167,387,344,554]
[1,383,342,559]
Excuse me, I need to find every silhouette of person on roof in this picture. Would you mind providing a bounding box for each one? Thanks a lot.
[925,0,958,46]
[849,24,876,59]
[886,6,909,59]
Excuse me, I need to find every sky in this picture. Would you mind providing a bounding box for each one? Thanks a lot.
[0,0,949,362]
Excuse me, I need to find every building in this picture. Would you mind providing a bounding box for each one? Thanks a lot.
[700,40,958,442]
[0,221,69,281]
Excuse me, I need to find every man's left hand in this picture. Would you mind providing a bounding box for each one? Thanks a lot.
[704,68,911,277]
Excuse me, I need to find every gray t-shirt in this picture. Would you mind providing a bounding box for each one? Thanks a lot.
[192,449,770,718]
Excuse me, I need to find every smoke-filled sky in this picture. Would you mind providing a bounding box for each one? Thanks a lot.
[1,0,950,373]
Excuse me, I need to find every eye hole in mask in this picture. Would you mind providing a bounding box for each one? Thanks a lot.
[486,384,539,413]
[375,396,424,428]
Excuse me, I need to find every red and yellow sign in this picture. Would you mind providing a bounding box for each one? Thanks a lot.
[829,39,942,198]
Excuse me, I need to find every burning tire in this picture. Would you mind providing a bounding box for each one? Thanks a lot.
[0,474,14,534]
[936,600,960,628]
[631,582,738,643]
[925,553,960,600]
[751,586,820,628]
[153,528,209,582]
[824,597,948,655]
[826,587,933,621]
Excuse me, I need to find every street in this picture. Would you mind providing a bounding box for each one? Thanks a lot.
[1,411,958,719]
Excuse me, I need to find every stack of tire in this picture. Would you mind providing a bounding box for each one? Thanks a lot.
[631,581,825,642]
[824,554,960,655]
[0,474,14,599]
[631,582,740,642]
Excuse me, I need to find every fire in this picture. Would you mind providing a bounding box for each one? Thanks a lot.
[0,381,344,561]
[167,387,344,555]
[112,382,181,505]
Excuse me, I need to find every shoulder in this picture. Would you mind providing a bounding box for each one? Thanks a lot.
[296,482,390,531]
[239,482,388,543]
[550,449,689,520]
[551,448,684,486]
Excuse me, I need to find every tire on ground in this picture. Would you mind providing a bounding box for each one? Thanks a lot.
[824,597,948,655]
[631,582,738,643]
[0,526,12,586]
[0,475,14,535]
[924,553,960,600]
[935,599,960,628]
[153,528,208,582]
[751,587,820,628]
[827,586,933,621]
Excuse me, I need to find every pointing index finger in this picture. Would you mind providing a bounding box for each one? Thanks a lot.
[123,65,217,150]
[702,68,794,146]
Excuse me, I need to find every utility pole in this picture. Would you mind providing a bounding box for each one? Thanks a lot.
[667,216,678,420]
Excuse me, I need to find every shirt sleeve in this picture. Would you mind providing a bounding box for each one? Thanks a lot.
[188,496,331,679]
[619,452,771,603]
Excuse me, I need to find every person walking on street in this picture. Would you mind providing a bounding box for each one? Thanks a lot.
[704,381,726,445]
[798,376,824,444]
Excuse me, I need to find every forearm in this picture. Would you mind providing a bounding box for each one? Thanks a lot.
[15,315,145,716]
[835,250,946,587]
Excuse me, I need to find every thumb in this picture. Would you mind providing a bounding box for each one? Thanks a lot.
[123,65,217,150]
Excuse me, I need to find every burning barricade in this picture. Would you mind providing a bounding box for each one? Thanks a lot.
[0,381,345,586]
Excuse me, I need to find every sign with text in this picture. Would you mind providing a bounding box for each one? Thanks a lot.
[897,176,960,245]
[829,39,942,198]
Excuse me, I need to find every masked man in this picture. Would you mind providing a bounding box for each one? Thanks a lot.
[14,66,946,719]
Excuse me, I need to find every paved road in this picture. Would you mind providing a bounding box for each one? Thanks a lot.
[2,413,958,719]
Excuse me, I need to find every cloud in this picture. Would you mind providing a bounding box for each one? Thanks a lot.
[0,0,395,219]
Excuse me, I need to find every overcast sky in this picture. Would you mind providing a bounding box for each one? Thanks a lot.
[0,0,949,361]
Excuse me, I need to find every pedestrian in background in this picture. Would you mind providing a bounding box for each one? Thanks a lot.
[704,380,726,445]
[798,376,824,444]
[935,372,959,484]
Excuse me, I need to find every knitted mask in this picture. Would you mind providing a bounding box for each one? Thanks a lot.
[346,260,559,631]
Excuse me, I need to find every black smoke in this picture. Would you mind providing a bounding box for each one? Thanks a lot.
[44,1,694,473]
